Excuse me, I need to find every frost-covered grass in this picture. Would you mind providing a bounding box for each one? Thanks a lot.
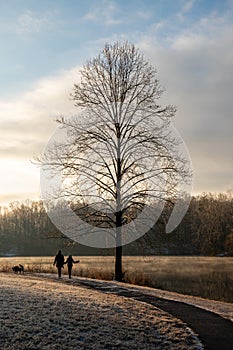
[1,256,233,302]
[0,273,203,350]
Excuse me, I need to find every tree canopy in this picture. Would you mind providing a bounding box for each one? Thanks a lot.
[40,42,191,280]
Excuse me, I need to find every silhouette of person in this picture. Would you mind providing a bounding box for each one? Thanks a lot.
[64,255,80,279]
[53,250,65,278]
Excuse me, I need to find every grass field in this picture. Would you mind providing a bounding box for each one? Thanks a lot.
[0,256,232,303]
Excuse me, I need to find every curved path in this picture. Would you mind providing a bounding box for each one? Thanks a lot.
[68,278,233,350]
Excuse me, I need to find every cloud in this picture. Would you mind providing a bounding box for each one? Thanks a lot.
[136,10,153,21]
[16,9,54,34]
[0,159,40,204]
[0,67,81,159]
[182,0,196,13]
[0,67,82,204]
[178,0,196,20]
[83,0,122,26]
[136,11,233,193]
[1,4,233,204]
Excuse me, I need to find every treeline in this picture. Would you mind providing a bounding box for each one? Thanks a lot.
[0,192,232,256]
[0,200,58,256]
[0,200,104,256]
[141,191,233,256]
[178,192,233,255]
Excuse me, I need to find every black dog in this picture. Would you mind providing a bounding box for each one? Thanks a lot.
[12,264,24,274]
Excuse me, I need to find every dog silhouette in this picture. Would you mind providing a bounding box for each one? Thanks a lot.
[12,264,24,274]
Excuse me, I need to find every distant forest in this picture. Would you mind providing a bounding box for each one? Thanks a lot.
[0,192,232,257]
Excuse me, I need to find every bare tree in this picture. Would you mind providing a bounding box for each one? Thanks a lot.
[40,42,190,281]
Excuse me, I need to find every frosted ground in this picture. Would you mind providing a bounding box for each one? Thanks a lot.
[0,273,204,350]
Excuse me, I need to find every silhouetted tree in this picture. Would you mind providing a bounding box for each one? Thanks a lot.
[40,42,190,280]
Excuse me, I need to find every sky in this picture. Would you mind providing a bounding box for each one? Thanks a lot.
[0,0,233,206]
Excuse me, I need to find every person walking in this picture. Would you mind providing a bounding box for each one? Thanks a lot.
[64,255,80,279]
[53,250,65,278]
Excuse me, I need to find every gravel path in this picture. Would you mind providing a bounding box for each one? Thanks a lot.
[70,277,233,350]
[38,273,233,350]
[0,273,203,350]
[76,279,233,350]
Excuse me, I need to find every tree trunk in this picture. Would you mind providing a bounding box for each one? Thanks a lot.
[115,124,123,281]
[115,210,123,281]
[115,245,122,281]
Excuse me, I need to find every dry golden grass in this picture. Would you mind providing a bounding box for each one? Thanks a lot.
[1,256,232,302]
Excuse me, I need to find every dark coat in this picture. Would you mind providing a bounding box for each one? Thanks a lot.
[65,256,75,267]
[54,252,64,268]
